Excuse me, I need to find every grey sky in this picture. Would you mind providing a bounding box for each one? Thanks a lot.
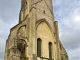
[53,0,80,60]
[0,0,80,60]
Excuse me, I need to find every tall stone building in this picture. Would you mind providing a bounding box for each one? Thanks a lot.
[4,0,68,60]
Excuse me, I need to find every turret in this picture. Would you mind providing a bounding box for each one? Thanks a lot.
[19,0,29,22]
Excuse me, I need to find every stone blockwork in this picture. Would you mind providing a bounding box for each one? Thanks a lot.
[4,0,69,60]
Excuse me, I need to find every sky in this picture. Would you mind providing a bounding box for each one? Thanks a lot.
[0,0,80,60]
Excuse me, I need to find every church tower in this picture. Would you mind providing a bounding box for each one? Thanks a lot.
[4,0,68,60]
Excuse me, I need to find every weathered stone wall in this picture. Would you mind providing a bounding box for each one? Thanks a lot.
[4,0,69,60]
[37,22,56,59]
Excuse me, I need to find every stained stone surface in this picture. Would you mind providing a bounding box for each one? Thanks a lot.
[4,0,68,60]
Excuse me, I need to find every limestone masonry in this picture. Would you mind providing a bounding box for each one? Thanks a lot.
[4,0,69,60]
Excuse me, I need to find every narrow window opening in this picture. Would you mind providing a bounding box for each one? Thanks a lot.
[37,38,41,57]
[49,42,52,60]
[60,44,62,50]
[43,10,45,14]
[25,2,27,5]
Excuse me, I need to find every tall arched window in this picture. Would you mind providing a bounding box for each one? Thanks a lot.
[37,38,41,57]
[49,42,52,60]
[61,57,63,60]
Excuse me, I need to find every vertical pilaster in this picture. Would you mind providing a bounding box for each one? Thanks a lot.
[28,8,36,60]
[54,21,60,60]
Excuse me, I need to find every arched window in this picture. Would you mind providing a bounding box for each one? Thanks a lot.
[60,44,62,50]
[37,38,41,57]
[17,39,26,55]
[49,42,52,60]
[61,57,63,60]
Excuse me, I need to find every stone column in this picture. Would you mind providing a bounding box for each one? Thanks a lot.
[28,8,37,60]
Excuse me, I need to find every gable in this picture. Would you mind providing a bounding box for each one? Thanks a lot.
[37,22,55,58]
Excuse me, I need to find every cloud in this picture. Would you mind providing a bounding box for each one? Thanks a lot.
[53,0,80,60]
[67,47,80,60]
[0,1,21,60]
[0,0,80,60]
[61,30,80,49]
[53,0,80,45]
[0,18,18,60]
[0,0,21,23]
[0,46,4,60]
[61,7,80,28]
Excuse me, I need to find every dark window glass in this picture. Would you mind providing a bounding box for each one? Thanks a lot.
[60,44,62,50]
[37,38,41,57]
[49,42,52,60]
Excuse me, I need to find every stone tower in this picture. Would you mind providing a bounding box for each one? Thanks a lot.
[4,0,68,60]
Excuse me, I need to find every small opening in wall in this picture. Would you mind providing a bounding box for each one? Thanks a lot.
[60,44,62,50]
[49,42,52,60]
[25,2,27,5]
[26,2,27,5]
[43,10,45,14]
[37,38,42,57]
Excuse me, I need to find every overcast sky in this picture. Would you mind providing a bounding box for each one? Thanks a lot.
[0,0,80,60]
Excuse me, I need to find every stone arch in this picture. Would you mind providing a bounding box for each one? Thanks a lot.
[17,25,26,31]
[36,18,54,35]
[36,20,55,58]
[37,38,42,57]
[17,39,27,55]
[16,25,28,59]
[48,42,53,59]
[17,25,26,39]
